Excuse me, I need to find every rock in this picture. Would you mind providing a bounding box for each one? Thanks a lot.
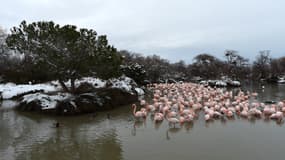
[157,79,165,83]
[75,82,97,94]
[142,80,151,85]
[73,92,106,112]
[264,100,277,104]
[199,80,208,86]
[56,99,79,115]
[167,79,177,84]
[96,87,138,109]
[16,87,139,115]
[215,80,227,87]
[134,88,145,96]
[16,92,71,113]
[199,79,240,88]
[74,88,138,112]
[11,89,44,100]
[226,80,241,87]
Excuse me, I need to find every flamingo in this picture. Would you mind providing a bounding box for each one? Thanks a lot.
[240,110,248,118]
[251,92,258,98]
[226,110,234,118]
[205,114,211,121]
[270,111,283,121]
[132,104,146,119]
[213,111,223,118]
[167,116,180,128]
[138,82,285,127]
[184,114,194,122]
[263,106,272,115]
[179,116,185,124]
[180,108,191,116]
[154,113,164,122]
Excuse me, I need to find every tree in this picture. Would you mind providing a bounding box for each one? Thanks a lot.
[144,55,170,82]
[0,26,9,79]
[279,57,285,75]
[191,53,223,79]
[224,50,249,79]
[6,21,122,92]
[171,60,187,81]
[252,50,271,79]
[270,56,285,77]
[0,26,7,55]
[121,63,146,85]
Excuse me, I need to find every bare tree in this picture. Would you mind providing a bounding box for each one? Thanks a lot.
[253,50,271,79]
[224,50,249,79]
[270,56,285,77]
[0,26,7,54]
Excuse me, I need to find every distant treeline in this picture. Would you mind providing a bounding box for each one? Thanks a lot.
[120,50,285,84]
[1,22,285,86]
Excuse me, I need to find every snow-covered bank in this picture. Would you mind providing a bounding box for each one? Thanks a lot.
[110,76,136,93]
[0,76,144,114]
[199,79,241,87]
[0,76,144,100]
[22,93,71,110]
[0,83,58,99]
[51,77,106,89]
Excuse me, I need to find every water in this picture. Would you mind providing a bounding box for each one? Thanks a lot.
[1,83,285,160]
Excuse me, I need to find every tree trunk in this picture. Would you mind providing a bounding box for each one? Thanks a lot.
[71,78,76,93]
[59,80,70,93]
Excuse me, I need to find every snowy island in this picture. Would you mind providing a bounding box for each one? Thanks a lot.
[0,76,144,115]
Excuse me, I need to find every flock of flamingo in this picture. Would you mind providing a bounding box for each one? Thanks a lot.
[132,83,285,127]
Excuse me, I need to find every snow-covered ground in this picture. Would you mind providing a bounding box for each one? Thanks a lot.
[51,77,106,88]
[0,76,143,100]
[110,76,134,93]
[0,83,58,99]
[22,92,71,110]
[134,88,145,96]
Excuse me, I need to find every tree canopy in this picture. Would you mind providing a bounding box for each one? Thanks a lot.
[6,21,122,92]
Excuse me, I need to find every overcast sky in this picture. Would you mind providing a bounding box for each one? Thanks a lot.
[1,0,285,63]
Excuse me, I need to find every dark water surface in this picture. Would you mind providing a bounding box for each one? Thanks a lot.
[1,83,285,160]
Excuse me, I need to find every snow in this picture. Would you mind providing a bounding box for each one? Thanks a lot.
[51,77,106,89]
[75,77,106,88]
[0,76,144,100]
[215,81,227,87]
[110,76,134,93]
[199,80,208,85]
[231,81,241,86]
[22,93,71,110]
[135,88,144,96]
[0,83,58,99]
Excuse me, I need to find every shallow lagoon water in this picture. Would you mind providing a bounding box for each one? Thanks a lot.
[1,83,285,160]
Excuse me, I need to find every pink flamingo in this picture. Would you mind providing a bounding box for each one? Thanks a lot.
[205,114,211,121]
[270,111,283,121]
[184,114,194,122]
[226,110,234,118]
[154,113,164,122]
[132,104,146,119]
[240,110,248,118]
[167,116,180,128]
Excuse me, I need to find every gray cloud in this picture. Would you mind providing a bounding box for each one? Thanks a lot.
[1,0,285,63]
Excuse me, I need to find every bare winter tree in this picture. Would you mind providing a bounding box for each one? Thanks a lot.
[270,56,285,77]
[224,50,249,79]
[0,26,7,54]
[0,26,8,74]
[252,50,272,79]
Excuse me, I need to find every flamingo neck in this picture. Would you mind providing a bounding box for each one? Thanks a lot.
[133,105,137,116]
